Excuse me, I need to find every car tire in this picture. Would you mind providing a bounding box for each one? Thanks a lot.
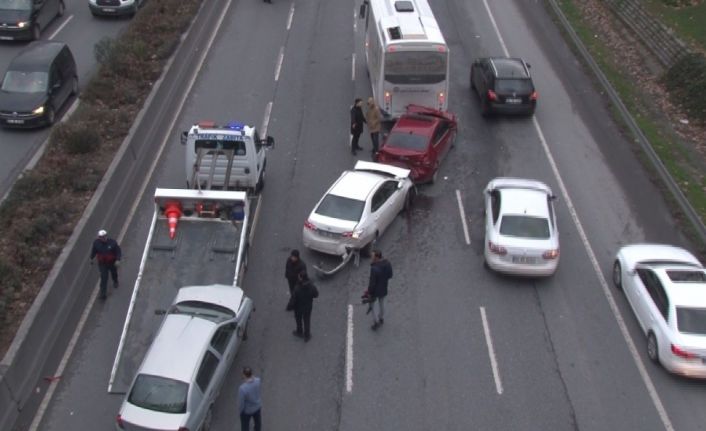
[361,232,378,258]
[403,187,416,213]
[57,0,65,17]
[470,71,476,91]
[200,406,213,431]
[46,106,56,126]
[70,75,79,96]
[31,23,41,41]
[612,260,622,290]
[255,161,266,193]
[480,98,491,117]
[647,332,659,363]
[429,163,439,184]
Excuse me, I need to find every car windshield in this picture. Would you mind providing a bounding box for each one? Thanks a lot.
[169,300,235,324]
[1,71,48,93]
[128,374,188,414]
[385,131,428,151]
[0,0,31,11]
[496,78,533,94]
[315,194,365,222]
[676,307,706,335]
[499,215,550,239]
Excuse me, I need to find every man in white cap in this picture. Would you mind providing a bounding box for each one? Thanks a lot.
[90,229,122,299]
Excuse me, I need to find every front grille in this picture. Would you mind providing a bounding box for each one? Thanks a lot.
[0,111,34,118]
[97,0,121,6]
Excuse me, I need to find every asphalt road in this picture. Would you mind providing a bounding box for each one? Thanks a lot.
[0,0,131,198]
[17,0,706,430]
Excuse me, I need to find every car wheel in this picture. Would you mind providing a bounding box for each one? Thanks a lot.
[57,0,65,17]
[647,332,659,363]
[361,232,378,257]
[70,76,79,96]
[480,98,491,117]
[46,107,56,126]
[429,163,440,184]
[255,162,266,193]
[403,187,416,213]
[31,23,41,41]
[470,71,476,91]
[200,406,213,431]
[612,260,622,290]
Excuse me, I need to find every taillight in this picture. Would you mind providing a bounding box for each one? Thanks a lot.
[384,91,392,111]
[671,344,697,359]
[542,249,559,260]
[438,92,445,109]
[303,220,316,230]
[488,241,506,255]
[487,90,497,102]
[116,415,124,429]
[341,232,353,238]
[530,91,538,101]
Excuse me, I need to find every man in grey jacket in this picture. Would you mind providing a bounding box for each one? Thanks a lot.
[238,367,262,431]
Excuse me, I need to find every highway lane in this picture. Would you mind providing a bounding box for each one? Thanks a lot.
[25,0,706,430]
[0,0,132,198]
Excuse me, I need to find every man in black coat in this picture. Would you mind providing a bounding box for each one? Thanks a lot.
[284,249,306,310]
[292,271,319,342]
[368,250,393,330]
[350,98,366,155]
[90,229,122,300]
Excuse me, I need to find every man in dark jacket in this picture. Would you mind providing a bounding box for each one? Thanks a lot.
[284,249,306,298]
[292,271,319,341]
[368,250,393,330]
[350,98,366,155]
[90,229,122,299]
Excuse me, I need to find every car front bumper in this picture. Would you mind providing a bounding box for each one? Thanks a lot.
[0,112,48,128]
[484,250,558,277]
[0,26,33,41]
[490,101,536,115]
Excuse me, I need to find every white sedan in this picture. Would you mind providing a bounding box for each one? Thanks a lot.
[483,177,559,276]
[613,244,706,378]
[303,161,415,256]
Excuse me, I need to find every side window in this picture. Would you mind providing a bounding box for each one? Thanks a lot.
[210,323,236,355]
[432,122,449,146]
[490,190,501,224]
[254,131,262,153]
[49,65,60,89]
[547,197,555,229]
[195,351,219,393]
[371,181,397,212]
[637,269,669,319]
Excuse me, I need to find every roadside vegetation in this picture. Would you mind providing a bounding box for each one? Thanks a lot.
[0,0,203,358]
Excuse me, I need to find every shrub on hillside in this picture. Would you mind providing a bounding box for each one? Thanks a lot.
[53,121,101,155]
[662,53,706,124]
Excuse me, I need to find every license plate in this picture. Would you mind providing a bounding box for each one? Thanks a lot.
[7,119,24,124]
[512,256,536,264]
[317,230,340,239]
[102,7,116,12]
[505,98,522,104]
[0,36,13,41]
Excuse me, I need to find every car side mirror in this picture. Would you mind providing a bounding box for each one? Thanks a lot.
[550,194,557,201]
[180,131,188,145]
[526,63,532,69]
[259,136,275,149]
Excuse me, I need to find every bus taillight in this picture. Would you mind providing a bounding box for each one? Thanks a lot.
[438,92,445,109]
[384,91,392,111]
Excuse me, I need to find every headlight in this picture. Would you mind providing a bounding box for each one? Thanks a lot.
[351,228,365,239]
[32,106,45,115]
[17,21,28,28]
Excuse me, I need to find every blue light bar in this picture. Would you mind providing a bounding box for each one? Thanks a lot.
[226,121,245,131]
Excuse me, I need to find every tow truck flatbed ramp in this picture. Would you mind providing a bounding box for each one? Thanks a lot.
[108,188,250,394]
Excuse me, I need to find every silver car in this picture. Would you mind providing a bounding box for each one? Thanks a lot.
[302,161,415,256]
[116,284,253,431]
[613,244,706,378]
[483,177,559,276]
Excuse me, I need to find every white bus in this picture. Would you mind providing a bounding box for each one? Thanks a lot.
[360,0,449,118]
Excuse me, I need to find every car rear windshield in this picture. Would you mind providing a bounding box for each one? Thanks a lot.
[0,0,31,11]
[385,132,428,151]
[666,270,706,282]
[495,78,533,94]
[315,194,365,222]
[676,307,706,335]
[128,374,188,414]
[499,215,550,239]
[169,300,235,324]
[1,71,48,93]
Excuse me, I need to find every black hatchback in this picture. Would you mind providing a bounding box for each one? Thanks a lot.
[0,0,65,41]
[0,41,77,128]
[470,57,537,117]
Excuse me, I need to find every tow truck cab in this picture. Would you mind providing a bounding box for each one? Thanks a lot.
[181,120,274,192]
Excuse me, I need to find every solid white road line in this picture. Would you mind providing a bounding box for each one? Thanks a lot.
[480,306,503,395]
[286,3,295,30]
[351,53,356,82]
[48,14,72,40]
[346,304,354,393]
[262,101,273,138]
[275,46,285,82]
[455,189,471,245]
[481,1,674,429]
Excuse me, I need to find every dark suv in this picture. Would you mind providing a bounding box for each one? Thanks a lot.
[0,0,65,41]
[470,57,537,116]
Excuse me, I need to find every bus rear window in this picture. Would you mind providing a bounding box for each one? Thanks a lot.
[194,139,246,156]
[384,51,446,84]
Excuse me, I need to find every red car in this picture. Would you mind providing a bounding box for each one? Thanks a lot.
[376,105,457,184]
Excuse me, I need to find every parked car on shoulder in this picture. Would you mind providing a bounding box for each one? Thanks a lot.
[89,0,144,17]
[613,244,706,379]
[0,0,65,41]
[0,41,77,128]
[483,177,559,276]
[116,284,253,431]
[375,104,457,184]
[470,57,537,117]
[303,161,415,256]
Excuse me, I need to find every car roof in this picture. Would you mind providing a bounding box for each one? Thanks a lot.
[499,188,549,219]
[9,41,66,72]
[139,315,215,383]
[393,114,437,136]
[329,170,382,202]
[175,284,244,313]
[489,57,530,79]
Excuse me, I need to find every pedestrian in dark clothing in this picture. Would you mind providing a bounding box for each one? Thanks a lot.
[284,249,306,296]
[368,250,393,330]
[350,98,366,155]
[366,97,382,156]
[292,271,319,341]
[90,229,122,299]
[238,366,262,431]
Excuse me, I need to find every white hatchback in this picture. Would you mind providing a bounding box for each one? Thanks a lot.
[483,177,559,276]
[613,244,706,378]
[302,161,415,256]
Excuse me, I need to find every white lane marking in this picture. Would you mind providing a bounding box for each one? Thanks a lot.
[353,7,358,32]
[481,1,674,429]
[48,14,73,40]
[455,189,470,245]
[480,306,503,395]
[275,46,285,82]
[345,304,354,393]
[286,3,295,30]
[351,53,356,81]
[262,101,273,137]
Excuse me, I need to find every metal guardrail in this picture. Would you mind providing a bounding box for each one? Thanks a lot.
[546,0,706,244]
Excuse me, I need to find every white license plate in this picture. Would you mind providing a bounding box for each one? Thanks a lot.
[512,256,536,264]
[7,119,24,124]
[102,7,116,12]
[505,98,522,104]
[0,36,13,40]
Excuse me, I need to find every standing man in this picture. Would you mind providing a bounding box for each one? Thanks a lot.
[366,97,382,157]
[291,271,319,342]
[238,366,262,431]
[284,249,306,309]
[90,229,121,300]
[368,250,393,330]
[350,98,366,155]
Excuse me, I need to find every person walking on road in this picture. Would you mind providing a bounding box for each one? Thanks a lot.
[366,97,382,157]
[90,229,122,300]
[350,98,366,155]
[291,271,319,341]
[238,366,262,431]
[368,250,393,330]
